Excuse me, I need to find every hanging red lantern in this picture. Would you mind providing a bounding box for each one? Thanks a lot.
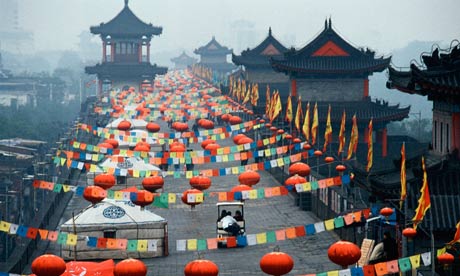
[221,114,231,122]
[31,254,66,276]
[259,119,266,123]
[98,142,114,149]
[199,119,215,129]
[303,143,311,150]
[288,162,311,177]
[314,150,323,157]
[181,189,203,208]
[184,259,219,276]
[104,139,119,149]
[205,143,220,151]
[438,253,454,267]
[336,165,346,172]
[134,144,150,152]
[238,170,261,186]
[270,126,278,132]
[277,129,285,135]
[284,174,306,189]
[327,241,361,268]
[201,139,216,149]
[231,184,252,193]
[132,190,154,210]
[236,137,254,145]
[292,138,302,143]
[117,120,132,131]
[189,175,212,191]
[146,122,160,132]
[170,144,186,152]
[233,134,248,144]
[142,176,164,192]
[285,134,293,140]
[265,123,272,128]
[325,156,334,163]
[114,258,147,276]
[380,207,394,217]
[94,173,116,190]
[402,227,417,239]
[83,186,106,205]
[260,249,294,276]
[229,116,243,125]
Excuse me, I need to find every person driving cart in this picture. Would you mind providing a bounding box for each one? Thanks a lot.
[220,211,241,236]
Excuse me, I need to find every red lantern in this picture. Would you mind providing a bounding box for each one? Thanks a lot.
[31,254,66,276]
[201,139,216,149]
[198,119,214,129]
[402,227,417,239]
[236,137,254,145]
[285,134,293,140]
[260,250,294,276]
[205,143,220,151]
[94,173,116,190]
[142,176,164,192]
[117,120,131,131]
[229,116,243,125]
[259,119,265,123]
[336,165,346,172]
[265,123,272,128]
[303,143,311,150]
[146,122,160,132]
[83,186,106,205]
[104,139,119,148]
[170,144,186,152]
[380,207,394,217]
[181,189,203,208]
[292,138,302,143]
[132,190,154,209]
[189,175,212,191]
[98,142,114,149]
[221,114,231,122]
[288,162,311,177]
[231,184,252,193]
[114,258,147,276]
[238,170,261,186]
[328,241,361,268]
[233,134,248,144]
[325,156,334,163]
[277,129,285,135]
[284,174,306,189]
[184,259,219,276]
[438,253,454,266]
[270,126,277,132]
[314,150,323,157]
[134,144,150,152]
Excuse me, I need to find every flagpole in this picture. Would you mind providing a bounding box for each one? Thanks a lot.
[430,208,435,275]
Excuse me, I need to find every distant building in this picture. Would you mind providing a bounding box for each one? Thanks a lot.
[0,0,34,54]
[194,37,235,74]
[270,19,408,156]
[170,52,197,70]
[85,0,167,94]
[230,20,257,54]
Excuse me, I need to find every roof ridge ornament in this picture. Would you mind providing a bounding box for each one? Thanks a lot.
[269,27,272,36]
[124,0,129,7]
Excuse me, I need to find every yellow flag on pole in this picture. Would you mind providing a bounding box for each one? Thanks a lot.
[412,156,431,230]
[294,96,302,132]
[311,102,318,145]
[338,110,346,156]
[323,104,332,152]
[400,142,406,209]
[302,102,310,142]
[285,95,293,123]
[366,119,373,172]
[346,114,358,160]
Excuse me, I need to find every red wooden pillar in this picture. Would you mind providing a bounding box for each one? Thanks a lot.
[102,41,106,62]
[452,112,460,157]
[363,79,369,98]
[291,79,297,97]
[382,128,387,157]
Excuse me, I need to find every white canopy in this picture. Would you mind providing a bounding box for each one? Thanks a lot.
[106,118,148,129]
[62,199,166,227]
[98,155,161,172]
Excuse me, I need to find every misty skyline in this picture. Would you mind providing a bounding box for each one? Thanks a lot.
[14,0,460,63]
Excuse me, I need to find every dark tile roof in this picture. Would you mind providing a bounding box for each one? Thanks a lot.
[85,63,167,78]
[270,20,390,75]
[171,52,197,64]
[194,37,232,56]
[90,2,162,37]
[232,28,288,67]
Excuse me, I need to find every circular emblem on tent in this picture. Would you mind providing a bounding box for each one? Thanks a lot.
[117,159,133,169]
[102,206,126,219]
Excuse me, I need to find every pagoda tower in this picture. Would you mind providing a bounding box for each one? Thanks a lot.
[194,36,235,73]
[85,0,167,94]
[270,19,409,157]
[232,27,290,110]
[171,51,197,69]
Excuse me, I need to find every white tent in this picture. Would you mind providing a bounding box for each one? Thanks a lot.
[60,199,167,260]
[105,118,148,129]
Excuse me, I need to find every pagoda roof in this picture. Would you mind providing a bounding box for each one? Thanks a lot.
[85,63,167,78]
[232,27,288,67]
[270,19,390,75]
[194,36,232,55]
[90,0,162,37]
[387,44,460,100]
[171,51,197,64]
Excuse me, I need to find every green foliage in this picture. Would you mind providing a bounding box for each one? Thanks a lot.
[0,100,80,142]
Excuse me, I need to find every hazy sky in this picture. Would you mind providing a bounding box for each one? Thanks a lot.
[18,0,459,57]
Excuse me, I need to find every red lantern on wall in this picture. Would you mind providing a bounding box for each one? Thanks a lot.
[94,173,116,190]
[83,186,106,205]
[238,170,261,186]
[114,258,147,276]
[260,249,294,276]
[146,122,160,133]
[132,190,154,210]
[184,259,219,276]
[284,174,306,189]
[189,175,212,191]
[142,176,164,192]
[31,254,66,276]
[181,189,203,209]
[288,162,311,177]
[327,241,361,268]
[117,120,132,131]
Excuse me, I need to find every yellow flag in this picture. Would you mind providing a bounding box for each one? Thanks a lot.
[251,83,259,106]
[311,102,318,145]
[400,142,406,209]
[302,102,310,141]
[338,110,346,156]
[294,96,302,132]
[285,95,293,123]
[242,83,251,105]
[346,114,358,160]
[265,85,270,117]
[412,157,431,230]
[366,119,373,172]
[323,104,332,152]
[271,91,282,122]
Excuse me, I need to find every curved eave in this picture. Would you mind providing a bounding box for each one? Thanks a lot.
[194,49,232,56]
[271,60,390,75]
